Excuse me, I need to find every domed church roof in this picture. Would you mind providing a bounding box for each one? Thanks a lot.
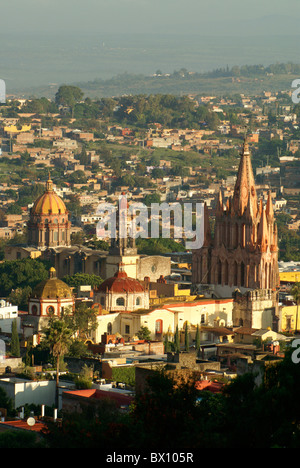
[97,263,144,294]
[31,267,73,299]
[31,174,68,216]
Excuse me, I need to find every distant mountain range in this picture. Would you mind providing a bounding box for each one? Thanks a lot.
[2,26,300,97]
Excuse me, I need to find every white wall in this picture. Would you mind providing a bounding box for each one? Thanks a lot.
[0,378,76,410]
[0,378,57,409]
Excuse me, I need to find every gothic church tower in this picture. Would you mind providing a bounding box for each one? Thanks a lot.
[192,138,280,329]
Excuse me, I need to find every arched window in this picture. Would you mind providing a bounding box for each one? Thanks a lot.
[241,262,245,287]
[217,259,222,284]
[116,297,125,306]
[233,261,238,286]
[265,263,269,289]
[136,297,141,306]
[224,260,229,285]
[235,223,239,247]
[107,322,112,334]
[31,305,38,316]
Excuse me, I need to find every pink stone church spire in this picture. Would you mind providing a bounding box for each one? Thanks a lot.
[232,137,258,218]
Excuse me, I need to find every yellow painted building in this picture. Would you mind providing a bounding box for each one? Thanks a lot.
[91,297,234,343]
[280,271,300,284]
[4,124,31,134]
[281,305,300,333]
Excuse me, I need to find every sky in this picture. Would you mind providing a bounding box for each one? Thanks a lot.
[1,0,300,35]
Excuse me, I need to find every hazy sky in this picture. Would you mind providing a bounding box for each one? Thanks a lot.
[1,0,300,35]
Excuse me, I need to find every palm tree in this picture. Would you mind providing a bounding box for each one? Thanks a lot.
[42,317,73,405]
[291,282,300,333]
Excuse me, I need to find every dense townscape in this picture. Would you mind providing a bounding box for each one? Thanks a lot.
[0,79,300,449]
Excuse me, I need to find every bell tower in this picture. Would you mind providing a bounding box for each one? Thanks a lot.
[192,138,280,329]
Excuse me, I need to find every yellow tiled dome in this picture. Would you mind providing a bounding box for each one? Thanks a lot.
[31,175,67,216]
[31,267,72,299]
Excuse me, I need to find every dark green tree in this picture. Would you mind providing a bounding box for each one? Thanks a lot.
[0,387,14,417]
[55,85,84,117]
[184,322,189,351]
[174,325,180,353]
[62,273,103,290]
[8,286,32,311]
[137,326,151,341]
[10,319,20,357]
[0,258,49,297]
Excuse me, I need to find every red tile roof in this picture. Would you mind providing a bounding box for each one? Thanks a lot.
[97,268,144,294]
[0,419,47,433]
[64,388,133,407]
[195,380,224,393]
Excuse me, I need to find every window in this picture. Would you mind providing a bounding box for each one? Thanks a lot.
[46,305,55,316]
[31,305,38,316]
[136,297,141,306]
[155,319,163,334]
[125,325,130,334]
[201,314,205,324]
[107,322,112,334]
[116,297,125,306]
[100,296,105,306]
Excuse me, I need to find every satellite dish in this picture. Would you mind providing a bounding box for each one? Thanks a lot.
[27,417,36,426]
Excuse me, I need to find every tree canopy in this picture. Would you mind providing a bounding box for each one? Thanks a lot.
[62,273,103,289]
[0,258,50,297]
[55,85,84,109]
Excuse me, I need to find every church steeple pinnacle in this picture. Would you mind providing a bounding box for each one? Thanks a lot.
[233,137,258,217]
[216,189,223,217]
[257,205,269,252]
[266,190,274,221]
